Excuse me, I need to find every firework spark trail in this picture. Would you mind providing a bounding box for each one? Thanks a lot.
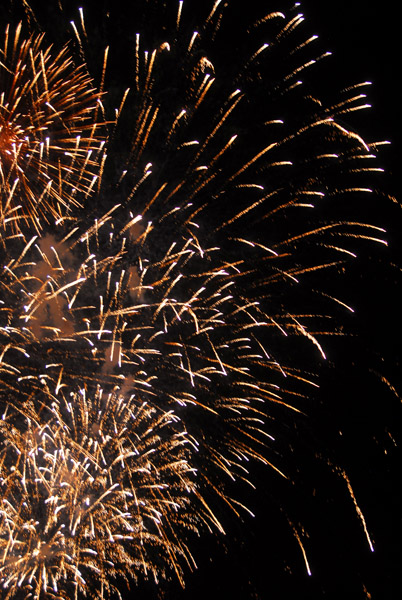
[0,0,392,597]
[340,469,375,553]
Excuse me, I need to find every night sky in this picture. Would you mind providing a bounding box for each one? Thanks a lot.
[0,1,400,599]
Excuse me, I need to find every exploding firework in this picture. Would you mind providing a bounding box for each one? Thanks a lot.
[0,22,104,233]
[0,0,397,598]
[0,391,200,599]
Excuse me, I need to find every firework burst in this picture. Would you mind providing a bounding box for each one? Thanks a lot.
[0,22,104,233]
[0,0,396,598]
[0,391,200,599]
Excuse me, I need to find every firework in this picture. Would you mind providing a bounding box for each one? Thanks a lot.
[0,22,104,233]
[0,0,395,598]
[0,391,200,599]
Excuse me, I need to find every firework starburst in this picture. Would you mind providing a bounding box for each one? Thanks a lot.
[0,1,396,598]
[0,390,201,599]
[0,22,104,233]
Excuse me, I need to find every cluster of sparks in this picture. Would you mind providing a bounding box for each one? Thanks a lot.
[0,393,197,598]
[0,1,387,598]
[0,22,104,232]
